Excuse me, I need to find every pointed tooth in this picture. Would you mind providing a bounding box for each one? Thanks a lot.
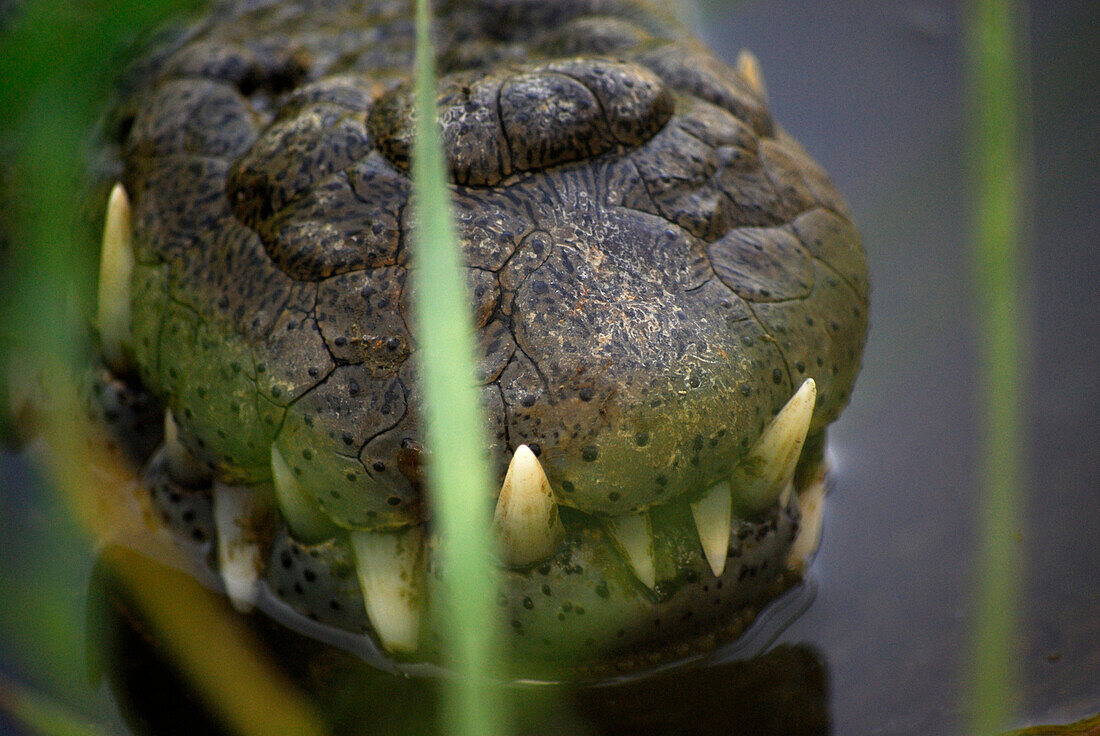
[778,483,793,509]
[690,480,733,577]
[604,512,656,590]
[349,526,424,654]
[736,49,768,101]
[97,183,135,371]
[734,378,817,512]
[787,466,828,570]
[493,445,565,566]
[212,483,263,613]
[163,410,211,487]
[270,445,337,543]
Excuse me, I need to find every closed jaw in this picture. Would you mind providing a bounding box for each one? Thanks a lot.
[257,380,820,651]
[182,378,822,653]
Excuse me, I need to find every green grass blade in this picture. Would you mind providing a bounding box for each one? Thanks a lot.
[2,4,331,736]
[964,1,1027,733]
[410,2,505,735]
[0,0,197,709]
[0,675,113,736]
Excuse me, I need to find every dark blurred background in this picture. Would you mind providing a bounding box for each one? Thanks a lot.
[700,1,1100,733]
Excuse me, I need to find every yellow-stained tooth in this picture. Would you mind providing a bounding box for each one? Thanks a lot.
[494,445,565,566]
[605,512,656,590]
[212,482,263,613]
[163,409,210,487]
[349,526,424,654]
[97,183,135,371]
[787,467,828,570]
[690,479,733,577]
[736,49,768,101]
[271,445,337,543]
[733,378,816,512]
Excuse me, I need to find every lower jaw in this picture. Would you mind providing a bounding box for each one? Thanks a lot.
[92,545,830,736]
[142,441,826,677]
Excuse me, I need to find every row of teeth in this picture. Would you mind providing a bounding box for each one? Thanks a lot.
[199,378,816,654]
[101,181,816,655]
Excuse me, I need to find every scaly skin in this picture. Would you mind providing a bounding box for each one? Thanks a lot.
[96,0,869,668]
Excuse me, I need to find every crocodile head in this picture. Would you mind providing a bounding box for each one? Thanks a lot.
[94,0,868,670]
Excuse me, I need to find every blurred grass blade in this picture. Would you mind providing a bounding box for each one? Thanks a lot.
[411,1,504,735]
[1,2,330,735]
[965,0,1027,733]
[0,674,110,736]
[0,0,197,719]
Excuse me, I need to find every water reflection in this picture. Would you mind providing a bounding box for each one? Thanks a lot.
[90,545,830,736]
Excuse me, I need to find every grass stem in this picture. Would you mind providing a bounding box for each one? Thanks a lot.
[411,1,505,734]
[965,1,1027,733]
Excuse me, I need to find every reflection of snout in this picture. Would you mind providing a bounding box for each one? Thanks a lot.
[568,645,829,736]
[89,545,829,736]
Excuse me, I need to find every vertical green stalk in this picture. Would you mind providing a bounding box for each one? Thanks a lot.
[410,2,503,735]
[3,5,332,736]
[0,0,197,703]
[965,1,1026,733]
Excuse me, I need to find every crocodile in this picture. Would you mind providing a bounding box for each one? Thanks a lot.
[91,0,869,670]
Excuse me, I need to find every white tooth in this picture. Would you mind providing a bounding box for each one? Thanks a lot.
[787,466,828,570]
[604,512,656,590]
[270,445,337,543]
[778,483,793,509]
[690,479,733,577]
[163,410,210,487]
[97,183,135,371]
[733,378,816,512]
[736,49,768,101]
[349,526,424,654]
[493,445,565,566]
[212,483,263,613]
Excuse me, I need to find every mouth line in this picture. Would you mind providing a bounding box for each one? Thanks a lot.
[249,454,823,670]
[159,378,821,658]
[141,437,822,670]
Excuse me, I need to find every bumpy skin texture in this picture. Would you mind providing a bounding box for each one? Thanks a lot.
[113,0,867,528]
[107,0,868,662]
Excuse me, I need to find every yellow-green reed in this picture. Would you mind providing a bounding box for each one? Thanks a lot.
[0,674,110,736]
[1,2,328,735]
[410,1,506,735]
[965,0,1027,733]
[0,0,196,723]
